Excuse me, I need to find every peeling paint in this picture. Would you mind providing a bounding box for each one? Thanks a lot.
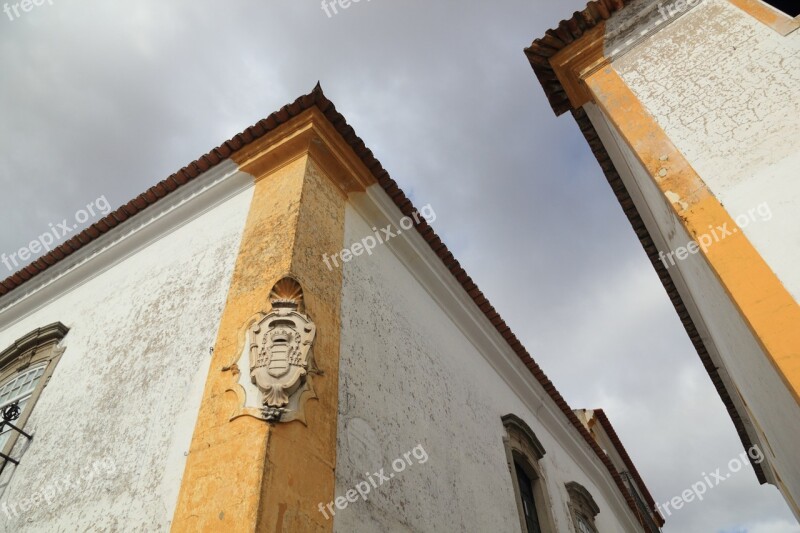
[665,190,689,211]
[0,185,253,532]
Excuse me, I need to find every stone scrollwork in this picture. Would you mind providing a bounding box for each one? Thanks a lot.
[248,277,316,423]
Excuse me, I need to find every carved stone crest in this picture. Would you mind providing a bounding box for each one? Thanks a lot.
[248,277,316,422]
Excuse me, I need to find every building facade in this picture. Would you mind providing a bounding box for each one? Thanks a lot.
[575,409,663,532]
[527,0,800,520]
[0,87,659,531]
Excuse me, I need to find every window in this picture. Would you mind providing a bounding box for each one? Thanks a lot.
[575,514,595,533]
[761,0,800,17]
[515,461,543,533]
[0,364,46,450]
[502,414,556,533]
[0,322,68,494]
[566,482,600,533]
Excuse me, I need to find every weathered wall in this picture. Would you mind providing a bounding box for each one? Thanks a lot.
[333,197,641,532]
[595,0,800,516]
[613,0,800,304]
[585,101,800,516]
[0,171,253,531]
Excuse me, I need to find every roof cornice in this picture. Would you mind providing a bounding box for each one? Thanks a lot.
[524,0,632,116]
[229,106,376,194]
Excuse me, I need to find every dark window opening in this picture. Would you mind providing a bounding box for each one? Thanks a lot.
[515,462,543,533]
[762,0,800,17]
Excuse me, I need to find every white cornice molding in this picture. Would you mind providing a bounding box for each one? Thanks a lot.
[0,161,253,331]
[605,0,703,59]
[349,185,642,531]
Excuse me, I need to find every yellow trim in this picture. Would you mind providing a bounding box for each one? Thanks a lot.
[234,108,376,193]
[547,0,799,114]
[171,109,372,532]
[727,0,800,35]
[584,66,800,407]
[549,23,607,110]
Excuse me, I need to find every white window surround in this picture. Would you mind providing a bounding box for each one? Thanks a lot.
[566,481,601,533]
[502,414,558,533]
[0,322,69,494]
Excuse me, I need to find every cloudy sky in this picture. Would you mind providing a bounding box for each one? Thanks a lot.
[1,1,797,531]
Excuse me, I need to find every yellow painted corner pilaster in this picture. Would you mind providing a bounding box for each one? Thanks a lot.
[170,155,309,533]
[255,157,346,532]
[171,109,375,533]
[584,65,800,405]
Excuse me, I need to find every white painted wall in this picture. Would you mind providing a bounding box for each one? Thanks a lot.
[601,0,800,517]
[333,194,643,532]
[0,165,253,532]
[585,101,800,518]
[613,0,800,304]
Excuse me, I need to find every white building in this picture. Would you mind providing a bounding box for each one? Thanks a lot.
[0,86,660,531]
[526,0,800,520]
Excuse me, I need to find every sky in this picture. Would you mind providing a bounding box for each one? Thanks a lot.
[0,1,797,531]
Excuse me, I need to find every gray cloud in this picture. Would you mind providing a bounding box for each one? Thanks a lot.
[1,1,796,531]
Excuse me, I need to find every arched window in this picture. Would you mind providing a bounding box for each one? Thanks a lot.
[566,481,600,533]
[502,414,556,533]
[0,322,69,493]
[0,365,47,450]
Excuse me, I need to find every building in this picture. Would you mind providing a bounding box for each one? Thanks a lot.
[0,86,660,531]
[575,409,663,531]
[526,0,800,520]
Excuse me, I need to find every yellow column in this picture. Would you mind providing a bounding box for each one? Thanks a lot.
[171,109,355,532]
[254,156,346,532]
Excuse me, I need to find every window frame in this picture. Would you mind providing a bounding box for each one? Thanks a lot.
[0,323,68,467]
[0,363,48,450]
[502,414,557,533]
[565,481,601,533]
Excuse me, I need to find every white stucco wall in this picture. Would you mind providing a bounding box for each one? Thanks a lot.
[612,0,800,304]
[585,102,800,516]
[0,166,253,531]
[333,196,642,532]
